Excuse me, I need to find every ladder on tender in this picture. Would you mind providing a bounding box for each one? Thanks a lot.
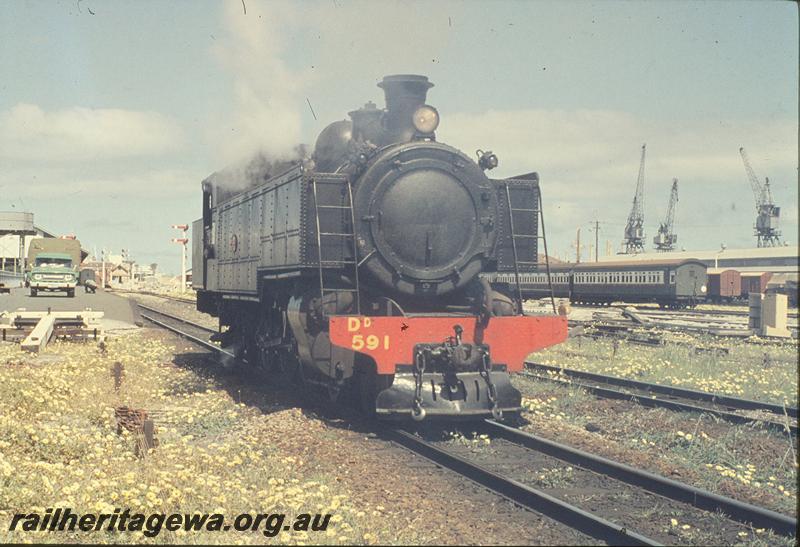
[311,177,361,315]
[504,182,557,314]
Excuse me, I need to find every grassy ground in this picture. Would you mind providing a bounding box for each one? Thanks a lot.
[0,334,374,544]
[511,376,798,518]
[444,324,799,543]
[442,427,795,546]
[2,331,569,546]
[517,330,798,542]
[531,331,798,406]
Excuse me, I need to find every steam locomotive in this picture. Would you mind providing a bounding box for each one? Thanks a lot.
[192,75,567,420]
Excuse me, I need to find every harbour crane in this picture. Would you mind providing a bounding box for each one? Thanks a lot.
[622,144,646,254]
[739,147,781,247]
[653,178,678,252]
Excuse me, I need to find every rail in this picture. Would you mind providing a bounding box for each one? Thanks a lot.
[138,308,228,357]
[526,362,797,418]
[385,428,660,546]
[522,365,796,436]
[483,420,797,537]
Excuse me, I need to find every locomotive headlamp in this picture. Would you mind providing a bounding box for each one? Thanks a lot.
[701,285,707,293]
[412,105,440,133]
[476,149,499,171]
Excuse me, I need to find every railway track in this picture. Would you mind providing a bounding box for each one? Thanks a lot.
[569,316,796,341]
[113,288,196,305]
[140,305,797,543]
[386,428,658,545]
[524,362,797,436]
[142,306,653,543]
[387,422,796,544]
[138,304,226,357]
[628,309,798,331]
[627,305,799,321]
[483,421,797,536]
[139,304,797,436]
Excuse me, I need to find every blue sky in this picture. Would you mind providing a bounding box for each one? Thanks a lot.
[1,0,797,271]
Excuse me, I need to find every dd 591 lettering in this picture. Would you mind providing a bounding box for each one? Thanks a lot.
[347,317,389,351]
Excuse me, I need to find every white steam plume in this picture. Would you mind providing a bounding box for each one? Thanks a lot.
[212,1,310,165]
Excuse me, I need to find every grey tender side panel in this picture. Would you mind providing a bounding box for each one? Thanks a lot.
[213,166,304,294]
[210,167,351,294]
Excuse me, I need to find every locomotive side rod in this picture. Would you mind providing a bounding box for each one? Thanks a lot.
[385,428,661,546]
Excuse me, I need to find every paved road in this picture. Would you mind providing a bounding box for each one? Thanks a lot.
[0,286,140,326]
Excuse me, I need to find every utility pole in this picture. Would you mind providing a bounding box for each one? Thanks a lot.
[101,249,106,290]
[121,249,127,287]
[593,220,600,262]
[171,224,189,293]
[576,228,581,263]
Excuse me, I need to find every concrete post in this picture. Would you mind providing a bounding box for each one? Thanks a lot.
[18,235,25,275]
[760,293,790,338]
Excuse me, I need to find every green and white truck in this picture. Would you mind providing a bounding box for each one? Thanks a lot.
[26,238,82,297]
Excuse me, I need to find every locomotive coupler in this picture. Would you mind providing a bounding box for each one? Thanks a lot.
[410,324,495,421]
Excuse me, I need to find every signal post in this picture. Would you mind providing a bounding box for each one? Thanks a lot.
[171,224,189,293]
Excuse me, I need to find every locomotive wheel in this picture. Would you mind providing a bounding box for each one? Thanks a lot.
[237,329,260,367]
[244,335,257,365]
[274,348,291,374]
[232,332,247,362]
[257,345,271,370]
[327,382,343,403]
[290,350,307,387]
[353,365,392,417]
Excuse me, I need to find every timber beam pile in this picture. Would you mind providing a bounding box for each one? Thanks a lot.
[0,308,105,351]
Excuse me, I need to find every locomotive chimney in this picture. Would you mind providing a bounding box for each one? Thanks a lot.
[378,74,434,144]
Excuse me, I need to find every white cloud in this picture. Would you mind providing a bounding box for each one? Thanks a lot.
[441,109,796,184]
[0,166,202,200]
[0,103,184,162]
[439,108,798,253]
[301,1,455,79]
[208,0,461,164]
[210,1,311,163]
